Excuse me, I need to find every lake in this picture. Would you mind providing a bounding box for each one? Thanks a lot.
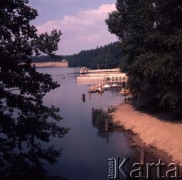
[38,67,138,180]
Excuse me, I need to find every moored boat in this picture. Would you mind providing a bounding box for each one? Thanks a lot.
[110,83,122,88]
[80,67,88,74]
[102,84,111,89]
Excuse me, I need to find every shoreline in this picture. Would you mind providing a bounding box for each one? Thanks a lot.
[31,62,68,67]
[112,103,182,168]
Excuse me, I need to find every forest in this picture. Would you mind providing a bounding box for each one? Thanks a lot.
[32,41,122,69]
[106,0,182,115]
[64,41,122,69]
[32,55,63,62]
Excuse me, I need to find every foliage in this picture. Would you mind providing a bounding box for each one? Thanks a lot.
[64,41,122,69]
[32,42,122,69]
[0,0,69,179]
[106,0,182,114]
[107,106,116,113]
[32,55,63,63]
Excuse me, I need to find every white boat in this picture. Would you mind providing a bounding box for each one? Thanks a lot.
[97,87,104,93]
[110,83,122,88]
[102,84,111,89]
[80,67,88,74]
[111,83,118,87]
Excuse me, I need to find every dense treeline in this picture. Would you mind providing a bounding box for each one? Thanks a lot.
[32,55,63,62]
[32,42,122,69]
[106,0,182,116]
[64,42,122,69]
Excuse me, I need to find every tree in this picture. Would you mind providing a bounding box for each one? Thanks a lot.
[0,0,69,179]
[106,0,182,115]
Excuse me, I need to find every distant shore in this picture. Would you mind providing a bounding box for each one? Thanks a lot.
[32,62,68,67]
[112,103,182,166]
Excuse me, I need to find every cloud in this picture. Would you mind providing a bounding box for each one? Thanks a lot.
[36,3,117,55]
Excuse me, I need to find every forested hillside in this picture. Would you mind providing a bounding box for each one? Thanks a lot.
[64,41,122,69]
[32,42,122,69]
[32,55,63,62]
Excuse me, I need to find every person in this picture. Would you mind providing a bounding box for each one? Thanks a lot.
[82,93,86,102]
[122,81,126,90]
[122,81,127,104]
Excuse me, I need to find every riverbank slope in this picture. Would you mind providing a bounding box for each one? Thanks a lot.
[112,104,182,165]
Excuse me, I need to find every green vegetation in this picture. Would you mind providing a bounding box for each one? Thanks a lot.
[107,106,116,113]
[0,0,69,179]
[32,55,63,62]
[32,42,122,69]
[106,0,182,116]
[64,41,122,69]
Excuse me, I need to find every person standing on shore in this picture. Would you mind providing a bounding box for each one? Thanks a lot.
[122,81,126,91]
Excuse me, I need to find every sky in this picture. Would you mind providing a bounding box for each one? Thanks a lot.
[29,0,118,55]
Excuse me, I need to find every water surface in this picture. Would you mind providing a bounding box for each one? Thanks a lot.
[38,67,138,180]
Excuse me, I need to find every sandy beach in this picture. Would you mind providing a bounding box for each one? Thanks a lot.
[112,103,182,166]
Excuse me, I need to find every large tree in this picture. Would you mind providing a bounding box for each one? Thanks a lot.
[0,0,69,179]
[106,0,182,114]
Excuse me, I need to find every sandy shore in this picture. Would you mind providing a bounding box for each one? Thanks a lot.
[112,104,182,166]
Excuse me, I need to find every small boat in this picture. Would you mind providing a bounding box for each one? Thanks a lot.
[88,86,104,93]
[102,84,111,89]
[88,87,98,93]
[110,83,122,88]
[80,67,88,74]
[111,83,118,87]
[97,87,104,93]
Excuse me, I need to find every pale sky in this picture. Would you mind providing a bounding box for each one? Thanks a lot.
[29,0,118,55]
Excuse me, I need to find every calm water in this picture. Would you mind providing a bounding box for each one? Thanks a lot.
[38,67,138,180]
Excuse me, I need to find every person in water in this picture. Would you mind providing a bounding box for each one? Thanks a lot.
[82,93,86,102]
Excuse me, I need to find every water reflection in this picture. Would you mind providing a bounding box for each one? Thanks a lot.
[92,108,115,143]
[0,100,69,180]
[36,68,138,180]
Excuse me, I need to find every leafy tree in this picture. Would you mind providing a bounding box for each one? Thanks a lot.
[106,0,182,115]
[0,0,69,179]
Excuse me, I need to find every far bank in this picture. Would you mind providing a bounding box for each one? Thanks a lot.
[32,60,68,67]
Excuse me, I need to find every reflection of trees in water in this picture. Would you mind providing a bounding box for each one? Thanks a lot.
[0,98,69,180]
[92,108,115,142]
